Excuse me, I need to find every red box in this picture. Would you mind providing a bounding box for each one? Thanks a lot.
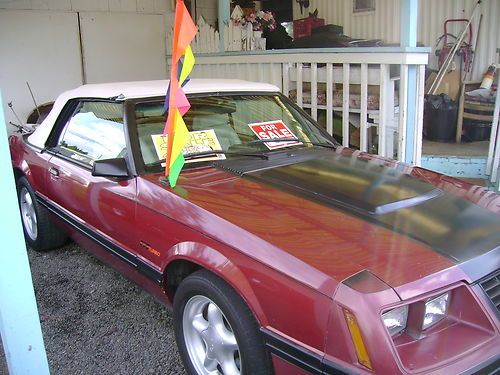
[293,17,325,39]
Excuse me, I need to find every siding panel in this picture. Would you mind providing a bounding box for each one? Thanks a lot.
[293,0,499,80]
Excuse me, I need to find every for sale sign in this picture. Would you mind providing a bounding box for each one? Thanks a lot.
[248,120,303,150]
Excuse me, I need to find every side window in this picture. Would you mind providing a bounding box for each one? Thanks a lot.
[57,101,126,166]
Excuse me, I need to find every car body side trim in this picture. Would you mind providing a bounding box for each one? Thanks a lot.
[260,328,351,375]
[35,193,163,284]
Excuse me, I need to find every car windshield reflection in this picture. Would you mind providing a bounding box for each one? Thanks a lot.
[134,94,335,168]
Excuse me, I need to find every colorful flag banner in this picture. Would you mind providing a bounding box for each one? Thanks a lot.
[164,0,197,187]
[162,61,191,113]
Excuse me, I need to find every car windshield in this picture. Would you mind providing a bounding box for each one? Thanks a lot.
[134,94,336,168]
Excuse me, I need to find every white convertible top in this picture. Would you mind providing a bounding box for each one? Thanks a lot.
[28,79,280,148]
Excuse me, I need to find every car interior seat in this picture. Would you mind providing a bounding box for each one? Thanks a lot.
[137,121,165,165]
[190,113,241,150]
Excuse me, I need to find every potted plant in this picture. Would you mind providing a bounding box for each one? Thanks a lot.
[233,11,276,50]
[246,11,276,31]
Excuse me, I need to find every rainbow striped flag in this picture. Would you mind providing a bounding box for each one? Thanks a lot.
[164,0,198,187]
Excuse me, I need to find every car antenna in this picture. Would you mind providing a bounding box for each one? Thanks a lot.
[7,101,23,125]
[7,102,30,133]
[26,81,41,119]
[8,121,29,133]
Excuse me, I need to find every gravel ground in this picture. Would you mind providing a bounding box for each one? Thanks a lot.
[1,242,186,375]
[0,343,5,375]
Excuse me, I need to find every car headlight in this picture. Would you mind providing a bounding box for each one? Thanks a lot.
[422,292,450,330]
[382,305,408,336]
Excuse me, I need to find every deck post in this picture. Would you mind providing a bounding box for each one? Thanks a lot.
[0,91,50,374]
[218,0,230,52]
[400,0,420,165]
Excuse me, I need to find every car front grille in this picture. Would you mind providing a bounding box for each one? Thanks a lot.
[479,270,500,312]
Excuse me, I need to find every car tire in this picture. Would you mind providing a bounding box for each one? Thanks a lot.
[17,176,67,251]
[173,269,273,375]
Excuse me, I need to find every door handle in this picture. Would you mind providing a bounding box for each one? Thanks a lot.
[49,167,59,177]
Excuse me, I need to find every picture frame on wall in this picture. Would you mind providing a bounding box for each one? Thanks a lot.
[353,0,375,13]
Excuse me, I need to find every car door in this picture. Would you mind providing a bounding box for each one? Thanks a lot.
[44,100,138,263]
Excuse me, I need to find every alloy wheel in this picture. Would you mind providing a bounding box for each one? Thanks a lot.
[183,295,241,375]
[20,187,38,241]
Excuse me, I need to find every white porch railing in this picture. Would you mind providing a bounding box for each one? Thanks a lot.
[187,49,428,163]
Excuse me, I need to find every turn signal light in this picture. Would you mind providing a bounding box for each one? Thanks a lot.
[343,308,373,370]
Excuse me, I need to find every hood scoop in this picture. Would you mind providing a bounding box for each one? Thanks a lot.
[245,153,441,215]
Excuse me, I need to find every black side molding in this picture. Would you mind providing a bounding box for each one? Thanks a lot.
[36,193,163,284]
[261,328,352,375]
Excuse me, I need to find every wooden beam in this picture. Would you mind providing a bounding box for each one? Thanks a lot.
[400,0,420,164]
[400,0,418,48]
[218,0,230,52]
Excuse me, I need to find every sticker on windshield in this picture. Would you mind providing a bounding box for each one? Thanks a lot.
[151,129,226,164]
[248,120,302,150]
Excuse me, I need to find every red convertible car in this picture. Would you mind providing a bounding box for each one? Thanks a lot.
[9,79,500,374]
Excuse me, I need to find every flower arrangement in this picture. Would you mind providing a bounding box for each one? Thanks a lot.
[233,10,276,31]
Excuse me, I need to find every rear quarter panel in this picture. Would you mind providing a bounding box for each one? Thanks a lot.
[9,133,49,193]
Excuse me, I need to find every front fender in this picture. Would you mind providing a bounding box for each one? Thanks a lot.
[163,241,268,327]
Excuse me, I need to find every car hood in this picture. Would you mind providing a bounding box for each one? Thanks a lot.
[143,147,500,293]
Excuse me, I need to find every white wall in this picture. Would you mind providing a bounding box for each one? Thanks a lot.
[0,0,170,13]
[0,0,173,129]
[0,10,83,129]
[292,0,500,79]
[79,12,167,83]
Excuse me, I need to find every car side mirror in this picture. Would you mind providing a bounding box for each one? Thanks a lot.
[92,158,130,178]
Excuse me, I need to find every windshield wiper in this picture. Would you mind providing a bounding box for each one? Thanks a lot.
[148,150,268,167]
[247,138,301,145]
[246,138,337,149]
[184,150,269,160]
[307,142,338,149]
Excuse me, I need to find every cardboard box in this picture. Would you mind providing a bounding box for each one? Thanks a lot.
[425,70,461,101]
